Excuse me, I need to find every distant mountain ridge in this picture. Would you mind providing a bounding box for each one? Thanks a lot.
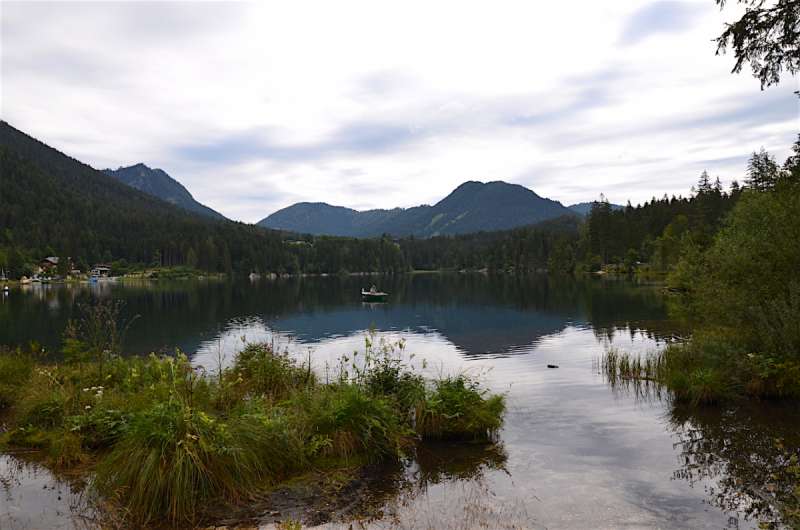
[567,202,624,216]
[103,164,226,219]
[258,181,580,238]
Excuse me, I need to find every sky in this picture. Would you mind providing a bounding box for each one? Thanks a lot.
[1,1,798,224]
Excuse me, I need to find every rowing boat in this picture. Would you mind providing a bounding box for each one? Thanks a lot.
[361,290,388,302]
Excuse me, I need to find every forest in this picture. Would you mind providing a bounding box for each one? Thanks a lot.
[0,123,409,279]
[2,116,798,282]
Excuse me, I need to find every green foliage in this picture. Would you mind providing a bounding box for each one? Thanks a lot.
[223,341,314,403]
[0,123,409,275]
[602,330,749,405]
[0,317,506,525]
[94,402,295,524]
[77,300,138,379]
[396,216,581,272]
[417,372,506,440]
[290,383,409,463]
[47,430,87,467]
[673,188,800,362]
[714,0,800,89]
[0,345,39,408]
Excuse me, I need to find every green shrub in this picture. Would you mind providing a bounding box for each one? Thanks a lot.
[290,384,410,463]
[47,430,87,467]
[228,342,313,400]
[417,373,506,441]
[0,346,38,408]
[94,401,296,524]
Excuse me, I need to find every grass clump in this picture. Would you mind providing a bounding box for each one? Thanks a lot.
[600,329,779,405]
[95,402,297,524]
[0,303,507,526]
[290,383,409,463]
[0,344,41,411]
[417,372,505,440]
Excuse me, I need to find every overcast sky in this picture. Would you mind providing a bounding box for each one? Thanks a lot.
[1,1,798,223]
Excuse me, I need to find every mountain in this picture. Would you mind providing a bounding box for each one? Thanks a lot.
[259,181,579,238]
[259,203,432,237]
[103,164,226,219]
[567,202,625,216]
[0,121,409,277]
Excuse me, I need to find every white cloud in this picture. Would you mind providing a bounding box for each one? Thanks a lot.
[1,0,797,223]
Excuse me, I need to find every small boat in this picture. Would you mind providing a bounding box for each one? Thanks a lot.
[361,290,388,302]
[1,285,8,292]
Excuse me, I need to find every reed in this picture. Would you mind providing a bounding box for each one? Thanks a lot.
[0,311,508,526]
[416,372,506,441]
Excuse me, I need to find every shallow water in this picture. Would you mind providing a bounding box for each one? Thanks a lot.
[2,274,798,529]
[0,453,94,530]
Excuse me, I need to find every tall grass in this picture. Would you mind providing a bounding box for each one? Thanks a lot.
[0,307,507,525]
[600,328,778,405]
[0,344,41,410]
[417,372,506,441]
[94,402,298,524]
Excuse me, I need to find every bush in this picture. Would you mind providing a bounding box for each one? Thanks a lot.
[228,342,314,400]
[0,345,38,409]
[94,402,297,524]
[417,373,506,440]
[290,383,410,463]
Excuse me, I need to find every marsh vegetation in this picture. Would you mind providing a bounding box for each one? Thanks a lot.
[0,303,505,526]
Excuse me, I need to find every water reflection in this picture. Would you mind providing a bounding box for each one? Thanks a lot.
[0,274,684,360]
[0,452,94,530]
[8,274,782,529]
[309,442,541,530]
[666,403,800,528]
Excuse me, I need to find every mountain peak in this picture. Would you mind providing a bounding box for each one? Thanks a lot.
[103,164,226,220]
[258,180,578,237]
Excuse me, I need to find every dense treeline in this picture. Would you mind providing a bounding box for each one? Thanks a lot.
[4,118,794,281]
[582,173,742,270]
[582,146,799,272]
[0,123,409,278]
[603,136,800,407]
[397,215,581,271]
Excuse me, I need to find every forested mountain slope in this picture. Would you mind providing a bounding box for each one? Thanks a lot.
[0,121,409,276]
[103,164,226,219]
[259,181,578,237]
[258,202,431,237]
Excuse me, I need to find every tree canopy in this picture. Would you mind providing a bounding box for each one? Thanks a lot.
[715,0,800,88]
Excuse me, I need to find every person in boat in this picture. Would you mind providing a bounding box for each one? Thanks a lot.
[369,285,377,293]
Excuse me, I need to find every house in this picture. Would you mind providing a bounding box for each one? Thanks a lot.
[37,257,76,275]
[90,264,112,278]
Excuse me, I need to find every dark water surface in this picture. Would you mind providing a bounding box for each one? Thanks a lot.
[2,274,798,529]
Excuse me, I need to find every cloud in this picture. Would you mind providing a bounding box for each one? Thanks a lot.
[619,1,706,46]
[173,121,419,166]
[3,1,796,223]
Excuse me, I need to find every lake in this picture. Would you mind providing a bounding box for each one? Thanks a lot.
[2,274,799,529]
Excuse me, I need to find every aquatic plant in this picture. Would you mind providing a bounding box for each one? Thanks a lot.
[94,401,297,524]
[290,383,410,463]
[0,315,508,526]
[417,372,506,441]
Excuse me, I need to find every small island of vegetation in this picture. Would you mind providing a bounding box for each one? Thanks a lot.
[0,302,505,526]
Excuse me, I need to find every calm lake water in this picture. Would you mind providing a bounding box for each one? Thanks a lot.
[2,274,799,529]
